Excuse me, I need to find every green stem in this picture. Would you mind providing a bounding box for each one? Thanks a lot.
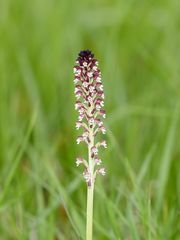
[86,184,94,240]
[86,125,94,240]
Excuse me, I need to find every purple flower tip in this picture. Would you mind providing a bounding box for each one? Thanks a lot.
[79,49,94,59]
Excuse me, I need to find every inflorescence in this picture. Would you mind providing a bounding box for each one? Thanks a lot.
[74,50,106,186]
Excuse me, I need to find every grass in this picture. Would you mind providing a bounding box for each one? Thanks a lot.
[0,0,180,239]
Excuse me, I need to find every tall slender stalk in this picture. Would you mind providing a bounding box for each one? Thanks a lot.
[86,183,94,240]
[73,50,106,240]
[86,126,94,240]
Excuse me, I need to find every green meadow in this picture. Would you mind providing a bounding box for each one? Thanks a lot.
[0,0,179,239]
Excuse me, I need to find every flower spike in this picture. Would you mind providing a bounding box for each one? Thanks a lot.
[74,50,107,186]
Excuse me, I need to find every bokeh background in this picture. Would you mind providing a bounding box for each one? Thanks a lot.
[0,0,180,239]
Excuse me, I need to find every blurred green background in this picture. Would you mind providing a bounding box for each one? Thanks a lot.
[0,0,180,239]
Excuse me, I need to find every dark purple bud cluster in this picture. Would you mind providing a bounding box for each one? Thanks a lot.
[74,50,106,185]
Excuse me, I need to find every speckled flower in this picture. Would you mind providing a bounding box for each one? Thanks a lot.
[74,50,107,186]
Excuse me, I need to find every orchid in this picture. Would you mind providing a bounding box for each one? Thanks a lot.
[73,50,107,240]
